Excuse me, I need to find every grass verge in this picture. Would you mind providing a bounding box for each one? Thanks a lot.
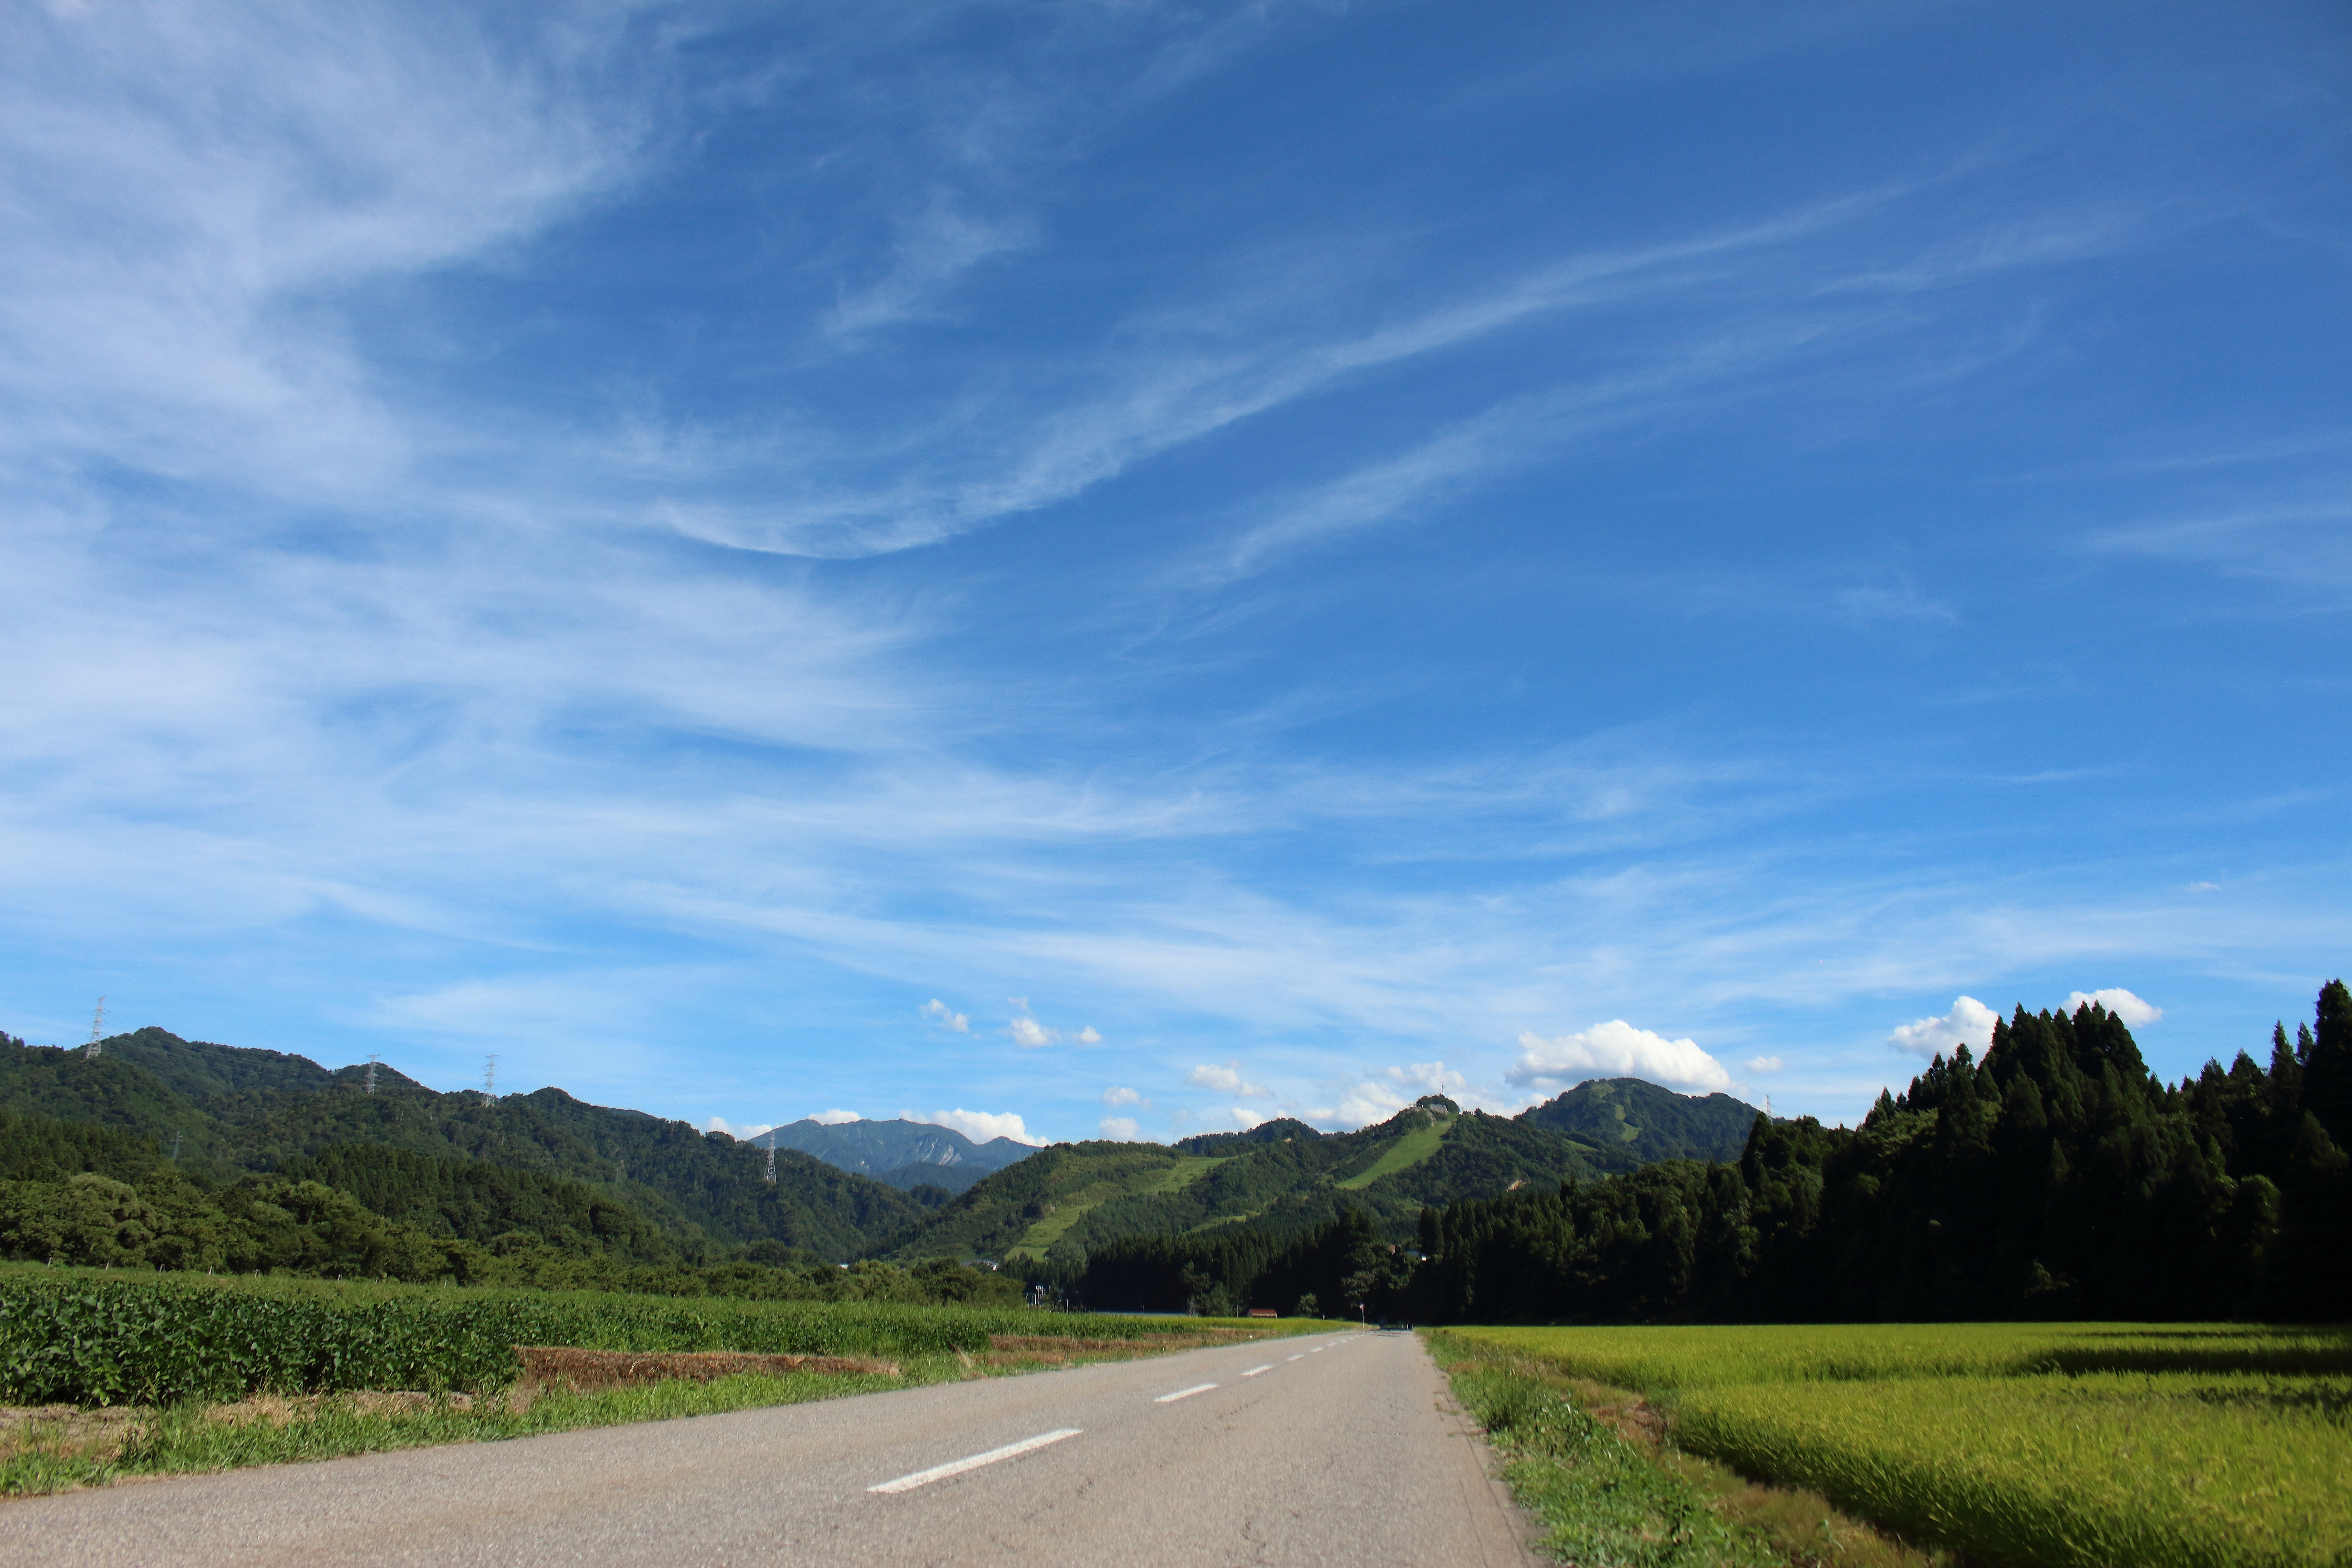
[1426,1330,1946,1568]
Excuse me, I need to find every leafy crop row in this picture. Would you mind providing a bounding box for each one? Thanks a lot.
[0,1264,1206,1405]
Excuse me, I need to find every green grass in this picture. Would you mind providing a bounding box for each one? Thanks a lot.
[1427,1332,1782,1567]
[1676,1372,2352,1568]
[1446,1323,2352,1568]
[1451,1322,2352,1389]
[1334,1115,1450,1190]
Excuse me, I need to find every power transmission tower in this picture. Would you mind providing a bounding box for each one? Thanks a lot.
[364,1055,380,1095]
[483,1054,498,1101]
[83,998,105,1058]
[765,1136,777,1184]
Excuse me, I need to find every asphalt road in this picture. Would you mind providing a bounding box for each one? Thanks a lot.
[0,1328,1537,1567]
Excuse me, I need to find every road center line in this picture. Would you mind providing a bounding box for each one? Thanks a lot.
[1285,1354,1304,1362]
[1153,1383,1218,1404]
[1242,1365,1272,1377]
[868,1429,1083,1494]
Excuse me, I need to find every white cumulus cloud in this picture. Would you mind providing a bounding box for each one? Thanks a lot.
[1077,1026,1102,1044]
[1188,1060,1269,1097]
[2065,988,2162,1026]
[1311,1082,1408,1129]
[920,999,970,1032]
[1745,1056,1784,1073]
[1382,1061,1468,1097]
[913,1108,1044,1146]
[1102,1086,1145,1107]
[809,1109,861,1125]
[1008,1015,1057,1049]
[1230,1107,1270,1129]
[1888,996,1999,1057]
[704,1117,774,1139]
[1507,1021,1732,1093]
[1098,1116,1141,1140]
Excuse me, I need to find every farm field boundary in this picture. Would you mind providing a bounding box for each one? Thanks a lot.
[1427,1332,1941,1568]
[0,1264,1320,1497]
[1443,1322,2352,1568]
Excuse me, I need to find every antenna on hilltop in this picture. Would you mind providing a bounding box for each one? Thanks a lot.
[364,1055,380,1095]
[483,1054,498,1101]
[83,998,105,1058]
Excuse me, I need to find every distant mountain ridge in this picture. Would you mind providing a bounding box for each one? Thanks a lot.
[0,1027,928,1261]
[3,1024,1765,1272]
[753,1118,1037,1194]
[881,1081,1767,1264]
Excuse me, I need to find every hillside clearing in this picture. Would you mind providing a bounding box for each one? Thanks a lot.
[1333,1114,1449,1189]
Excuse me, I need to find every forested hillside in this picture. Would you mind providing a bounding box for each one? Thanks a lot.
[0,1029,927,1262]
[894,1095,1617,1268]
[1410,986,2352,1324]
[1519,1077,1761,1169]
[755,1117,1036,1194]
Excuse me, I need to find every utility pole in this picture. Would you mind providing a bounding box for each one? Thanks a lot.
[483,1054,498,1101]
[83,998,105,1058]
[364,1055,379,1095]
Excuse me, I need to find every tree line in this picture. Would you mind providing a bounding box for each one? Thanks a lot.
[0,1107,1021,1306]
[1073,986,2351,1323]
[1411,985,2350,1323]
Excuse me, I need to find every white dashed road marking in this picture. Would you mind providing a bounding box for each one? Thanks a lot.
[1242,1365,1272,1377]
[1153,1384,1219,1404]
[868,1430,1083,1495]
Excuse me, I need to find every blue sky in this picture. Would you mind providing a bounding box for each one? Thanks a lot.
[3,1,2347,1145]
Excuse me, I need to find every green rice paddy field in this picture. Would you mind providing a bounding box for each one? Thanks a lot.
[1446,1323,2352,1568]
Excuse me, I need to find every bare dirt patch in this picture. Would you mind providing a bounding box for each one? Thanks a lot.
[511,1347,900,1395]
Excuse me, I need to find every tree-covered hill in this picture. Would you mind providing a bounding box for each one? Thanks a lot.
[888,1095,1618,1265]
[1408,986,2352,1324]
[0,1029,926,1262]
[1519,1077,1763,1170]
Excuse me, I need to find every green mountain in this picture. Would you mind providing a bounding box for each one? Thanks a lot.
[0,1028,926,1262]
[3,1025,1768,1276]
[1518,1077,1763,1169]
[890,1096,1612,1261]
[754,1117,1038,1194]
